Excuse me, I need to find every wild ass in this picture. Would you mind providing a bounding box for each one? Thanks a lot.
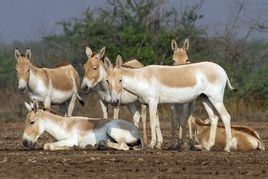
[105,55,236,152]
[191,117,265,151]
[80,47,147,143]
[169,38,196,150]
[22,102,143,151]
[14,48,84,116]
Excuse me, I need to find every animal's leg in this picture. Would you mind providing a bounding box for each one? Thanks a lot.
[126,103,140,127]
[43,97,51,110]
[155,112,163,149]
[188,101,196,149]
[170,104,179,149]
[43,140,77,151]
[67,93,77,116]
[141,104,147,144]
[113,106,120,119]
[98,140,129,151]
[59,102,68,116]
[148,101,158,149]
[209,99,232,152]
[99,99,108,118]
[201,98,218,151]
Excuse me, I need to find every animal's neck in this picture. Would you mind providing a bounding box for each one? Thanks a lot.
[28,65,47,92]
[122,68,144,96]
[98,63,109,90]
[40,111,68,141]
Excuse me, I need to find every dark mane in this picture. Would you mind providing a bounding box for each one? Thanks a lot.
[51,61,71,68]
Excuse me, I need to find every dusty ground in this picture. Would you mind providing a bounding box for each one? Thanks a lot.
[0,120,267,178]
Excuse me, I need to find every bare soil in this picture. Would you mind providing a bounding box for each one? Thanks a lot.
[0,120,267,178]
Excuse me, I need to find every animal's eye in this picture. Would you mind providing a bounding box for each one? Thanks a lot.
[93,67,97,70]
[27,69,30,72]
[14,69,17,72]
[119,79,122,83]
[30,121,35,125]
[106,80,109,84]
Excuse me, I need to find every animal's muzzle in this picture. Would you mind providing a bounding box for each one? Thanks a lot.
[81,85,91,95]
[110,99,120,106]
[18,87,26,95]
[22,139,35,149]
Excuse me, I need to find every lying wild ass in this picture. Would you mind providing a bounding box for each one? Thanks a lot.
[81,47,147,143]
[169,38,196,149]
[191,117,265,151]
[22,102,143,151]
[105,55,235,152]
[15,49,84,116]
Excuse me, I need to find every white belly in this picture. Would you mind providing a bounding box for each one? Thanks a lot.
[158,85,202,103]
[50,89,74,104]
[79,128,107,147]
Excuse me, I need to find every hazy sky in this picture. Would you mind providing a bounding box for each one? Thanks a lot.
[0,0,266,43]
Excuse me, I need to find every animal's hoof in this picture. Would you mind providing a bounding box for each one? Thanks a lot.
[44,143,51,150]
[148,143,155,149]
[224,147,231,153]
[155,144,162,150]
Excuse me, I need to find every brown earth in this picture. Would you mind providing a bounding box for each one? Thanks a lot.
[0,120,267,178]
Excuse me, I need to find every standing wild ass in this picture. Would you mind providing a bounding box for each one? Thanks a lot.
[80,47,147,143]
[15,48,84,116]
[191,117,265,151]
[105,55,236,152]
[169,38,195,149]
[22,102,143,151]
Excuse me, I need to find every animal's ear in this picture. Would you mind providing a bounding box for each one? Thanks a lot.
[24,102,33,112]
[14,48,20,60]
[171,39,178,51]
[25,48,32,59]
[115,55,123,68]
[86,47,93,57]
[183,39,189,51]
[104,57,113,70]
[97,47,106,59]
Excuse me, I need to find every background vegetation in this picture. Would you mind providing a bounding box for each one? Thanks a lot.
[0,0,267,122]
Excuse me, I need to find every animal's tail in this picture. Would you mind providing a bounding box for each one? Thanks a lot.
[77,94,85,106]
[226,76,237,92]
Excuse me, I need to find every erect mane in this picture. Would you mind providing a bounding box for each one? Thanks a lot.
[194,118,262,140]
[51,61,71,68]
[122,59,144,69]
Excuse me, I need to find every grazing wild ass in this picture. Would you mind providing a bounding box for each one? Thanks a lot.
[191,117,265,151]
[15,48,84,116]
[22,102,143,151]
[81,47,147,143]
[105,55,236,152]
[169,38,196,149]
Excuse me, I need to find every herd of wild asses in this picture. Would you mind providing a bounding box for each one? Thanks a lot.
[14,39,265,152]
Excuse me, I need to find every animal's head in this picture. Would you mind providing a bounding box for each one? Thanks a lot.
[81,46,106,94]
[22,102,44,149]
[104,55,123,106]
[14,48,32,95]
[171,39,190,65]
[191,117,210,135]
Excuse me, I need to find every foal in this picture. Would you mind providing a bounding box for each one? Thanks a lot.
[22,102,143,151]
[15,48,84,116]
[81,47,147,143]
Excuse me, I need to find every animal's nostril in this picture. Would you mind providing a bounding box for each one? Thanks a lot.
[22,140,28,147]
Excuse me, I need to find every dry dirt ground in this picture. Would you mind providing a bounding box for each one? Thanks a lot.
[0,120,267,178]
